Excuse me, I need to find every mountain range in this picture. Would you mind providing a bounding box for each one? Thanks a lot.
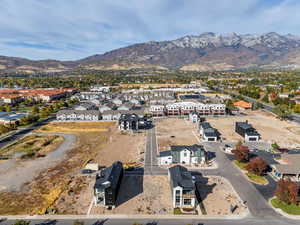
[1,32,300,73]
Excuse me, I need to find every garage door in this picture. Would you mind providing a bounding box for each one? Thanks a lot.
[249,137,257,142]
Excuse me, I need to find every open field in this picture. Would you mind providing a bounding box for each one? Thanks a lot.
[54,126,147,214]
[197,176,247,215]
[91,175,173,215]
[0,135,64,160]
[156,118,199,151]
[0,122,115,215]
[207,110,300,148]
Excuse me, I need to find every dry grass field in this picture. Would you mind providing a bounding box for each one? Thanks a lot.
[207,110,300,148]
[0,135,64,159]
[156,118,199,151]
[0,121,114,215]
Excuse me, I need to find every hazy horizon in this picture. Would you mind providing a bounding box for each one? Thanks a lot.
[1,0,300,60]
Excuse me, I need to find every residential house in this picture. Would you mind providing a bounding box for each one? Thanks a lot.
[199,122,219,142]
[158,144,207,166]
[74,102,98,111]
[94,161,123,207]
[235,121,260,142]
[271,153,300,182]
[56,110,100,121]
[168,165,197,209]
[118,113,150,131]
[233,101,252,110]
[189,112,199,123]
[112,98,123,106]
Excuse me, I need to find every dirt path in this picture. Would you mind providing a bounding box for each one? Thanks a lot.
[0,133,76,192]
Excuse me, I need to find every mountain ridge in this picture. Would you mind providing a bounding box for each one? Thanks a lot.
[1,32,300,73]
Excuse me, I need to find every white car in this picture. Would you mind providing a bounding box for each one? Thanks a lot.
[224,144,233,153]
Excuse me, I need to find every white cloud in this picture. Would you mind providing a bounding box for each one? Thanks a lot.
[0,0,299,60]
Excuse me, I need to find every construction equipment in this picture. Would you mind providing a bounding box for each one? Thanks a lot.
[123,162,140,171]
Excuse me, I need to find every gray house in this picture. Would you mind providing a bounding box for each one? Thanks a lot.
[199,122,219,142]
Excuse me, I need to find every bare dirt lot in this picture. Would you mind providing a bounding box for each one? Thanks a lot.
[156,118,199,151]
[91,175,172,215]
[197,176,247,215]
[0,122,115,215]
[207,110,300,148]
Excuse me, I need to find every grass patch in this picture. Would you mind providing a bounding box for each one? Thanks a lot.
[271,198,300,215]
[234,161,268,185]
[246,173,268,185]
[174,208,182,215]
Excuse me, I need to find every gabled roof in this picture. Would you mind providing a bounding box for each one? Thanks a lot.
[234,101,252,109]
[170,144,204,152]
[94,161,123,190]
[169,165,194,189]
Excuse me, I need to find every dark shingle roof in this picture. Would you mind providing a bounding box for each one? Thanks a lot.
[94,161,123,190]
[170,144,203,152]
[169,165,194,189]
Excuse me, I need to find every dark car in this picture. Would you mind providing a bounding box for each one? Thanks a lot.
[81,169,94,174]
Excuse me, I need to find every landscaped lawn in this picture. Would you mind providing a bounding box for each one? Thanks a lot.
[234,160,268,185]
[271,198,300,215]
[246,173,268,185]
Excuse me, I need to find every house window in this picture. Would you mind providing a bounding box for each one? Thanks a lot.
[183,199,192,205]
[184,153,187,157]
[175,190,181,205]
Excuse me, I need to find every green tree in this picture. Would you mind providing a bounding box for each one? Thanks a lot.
[4,104,11,112]
[31,105,39,114]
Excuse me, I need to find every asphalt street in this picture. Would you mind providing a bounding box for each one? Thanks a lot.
[1,119,300,224]
[0,116,55,149]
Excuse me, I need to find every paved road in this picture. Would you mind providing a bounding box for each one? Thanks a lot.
[0,132,76,191]
[1,217,300,225]
[0,116,55,149]
[144,124,168,176]
[1,119,300,224]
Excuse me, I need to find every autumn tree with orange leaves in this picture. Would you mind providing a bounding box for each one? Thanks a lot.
[245,157,268,176]
[275,179,299,205]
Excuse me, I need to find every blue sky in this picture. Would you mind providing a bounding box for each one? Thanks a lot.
[0,0,300,60]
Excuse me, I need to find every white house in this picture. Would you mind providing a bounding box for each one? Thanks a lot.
[168,165,197,209]
[158,145,207,166]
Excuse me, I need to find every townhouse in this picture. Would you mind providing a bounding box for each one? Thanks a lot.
[56,110,100,121]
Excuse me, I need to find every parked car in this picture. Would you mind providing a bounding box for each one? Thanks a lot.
[81,169,94,174]
[224,144,233,153]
